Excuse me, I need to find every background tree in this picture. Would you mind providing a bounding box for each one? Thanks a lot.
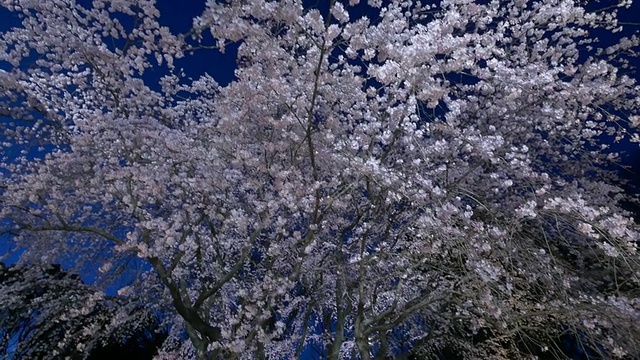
[0,261,164,359]
[87,316,167,360]
[1,0,640,359]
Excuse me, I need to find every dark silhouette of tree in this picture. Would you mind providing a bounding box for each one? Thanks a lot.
[0,262,165,359]
[87,323,168,360]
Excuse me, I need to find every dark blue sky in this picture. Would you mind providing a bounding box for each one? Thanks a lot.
[156,0,238,85]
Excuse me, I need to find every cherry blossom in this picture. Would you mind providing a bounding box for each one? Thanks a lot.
[1,0,640,358]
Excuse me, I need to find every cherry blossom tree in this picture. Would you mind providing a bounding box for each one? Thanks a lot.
[1,0,640,358]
